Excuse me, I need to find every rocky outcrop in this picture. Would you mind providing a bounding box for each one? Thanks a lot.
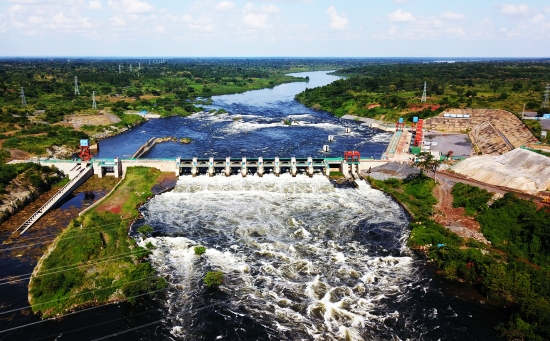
[0,168,64,224]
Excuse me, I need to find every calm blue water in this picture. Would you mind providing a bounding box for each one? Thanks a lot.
[95,71,390,159]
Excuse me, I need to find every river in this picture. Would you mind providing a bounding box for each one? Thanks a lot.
[0,71,505,340]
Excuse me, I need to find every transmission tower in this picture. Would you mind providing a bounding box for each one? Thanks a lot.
[20,87,27,107]
[130,64,133,72]
[74,76,80,95]
[119,65,121,74]
[543,84,550,109]
[138,62,141,69]
[92,91,97,109]
[421,82,427,103]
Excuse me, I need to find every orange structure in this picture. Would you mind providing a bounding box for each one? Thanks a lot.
[344,151,360,162]
[414,119,424,146]
[79,139,92,161]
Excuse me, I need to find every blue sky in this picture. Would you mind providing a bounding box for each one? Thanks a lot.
[0,0,549,57]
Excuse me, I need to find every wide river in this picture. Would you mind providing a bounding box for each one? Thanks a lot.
[1,71,505,340]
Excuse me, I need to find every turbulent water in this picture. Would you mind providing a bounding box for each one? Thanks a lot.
[140,174,415,340]
[95,71,390,160]
[0,70,506,340]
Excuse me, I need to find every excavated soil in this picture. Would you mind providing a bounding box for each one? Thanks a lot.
[432,179,489,244]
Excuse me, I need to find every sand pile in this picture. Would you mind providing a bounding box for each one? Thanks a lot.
[452,148,550,193]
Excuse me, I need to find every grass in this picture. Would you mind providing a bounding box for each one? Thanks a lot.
[367,174,437,219]
[29,167,168,317]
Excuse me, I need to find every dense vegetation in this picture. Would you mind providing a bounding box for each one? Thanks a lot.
[451,182,493,216]
[369,177,550,340]
[0,58,359,157]
[295,60,550,129]
[29,167,168,317]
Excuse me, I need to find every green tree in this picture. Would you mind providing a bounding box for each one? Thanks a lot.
[416,152,442,181]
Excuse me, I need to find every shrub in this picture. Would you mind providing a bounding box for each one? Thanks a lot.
[137,224,154,237]
[194,245,206,255]
[204,271,224,288]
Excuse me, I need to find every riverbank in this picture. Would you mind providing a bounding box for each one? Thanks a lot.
[28,167,170,318]
[366,171,550,341]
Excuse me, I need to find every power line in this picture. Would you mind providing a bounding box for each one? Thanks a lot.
[543,84,549,109]
[421,82,427,103]
[30,300,228,341]
[91,320,164,341]
[0,221,134,254]
[29,310,159,341]
[0,250,140,287]
[20,87,27,107]
[74,76,80,95]
[92,90,97,109]
[0,287,168,335]
[0,274,160,317]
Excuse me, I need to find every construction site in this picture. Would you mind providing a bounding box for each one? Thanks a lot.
[377,108,549,198]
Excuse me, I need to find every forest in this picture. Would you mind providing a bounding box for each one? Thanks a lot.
[371,175,550,341]
[295,60,550,126]
[0,58,363,157]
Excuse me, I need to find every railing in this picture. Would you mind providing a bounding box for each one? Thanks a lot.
[14,165,93,235]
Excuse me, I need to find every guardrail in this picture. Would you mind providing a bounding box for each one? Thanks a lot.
[13,165,94,235]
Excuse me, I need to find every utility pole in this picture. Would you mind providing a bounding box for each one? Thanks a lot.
[74,76,80,95]
[92,91,97,109]
[543,84,549,109]
[20,87,27,107]
[421,82,427,103]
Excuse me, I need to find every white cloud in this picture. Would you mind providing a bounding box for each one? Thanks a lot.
[183,14,216,31]
[388,9,415,22]
[242,12,268,28]
[215,1,235,12]
[441,11,465,20]
[109,15,126,26]
[259,4,280,14]
[240,3,278,29]
[500,4,530,17]
[326,6,349,30]
[88,0,102,10]
[532,13,545,24]
[108,0,153,14]
[28,15,45,24]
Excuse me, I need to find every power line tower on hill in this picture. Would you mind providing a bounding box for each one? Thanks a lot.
[119,65,121,74]
[130,64,132,72]
[543,84,549,109]
[20,87,27,107]
[74,76,80,95]
[421,82,427,103]
[92,91,97,109]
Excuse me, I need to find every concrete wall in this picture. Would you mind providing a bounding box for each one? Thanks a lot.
[121,159,178,174]
[359,160,388,172]
[131,137,157,158]
[37,161,82,179]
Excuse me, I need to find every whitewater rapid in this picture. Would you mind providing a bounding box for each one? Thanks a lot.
[139,174,420,340]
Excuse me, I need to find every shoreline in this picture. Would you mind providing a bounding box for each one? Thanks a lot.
[28,167,171,318]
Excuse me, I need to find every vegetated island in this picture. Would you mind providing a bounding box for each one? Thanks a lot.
[28,167,170,317]
[295,60,550,142]
[367,172,550,341]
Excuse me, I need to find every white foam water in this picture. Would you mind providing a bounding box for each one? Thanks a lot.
[140,174,417,340]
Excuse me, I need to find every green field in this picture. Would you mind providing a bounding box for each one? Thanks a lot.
[29,167,168,317]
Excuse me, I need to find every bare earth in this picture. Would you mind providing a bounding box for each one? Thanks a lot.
[432,178,489,244]
[66,114,121,129]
